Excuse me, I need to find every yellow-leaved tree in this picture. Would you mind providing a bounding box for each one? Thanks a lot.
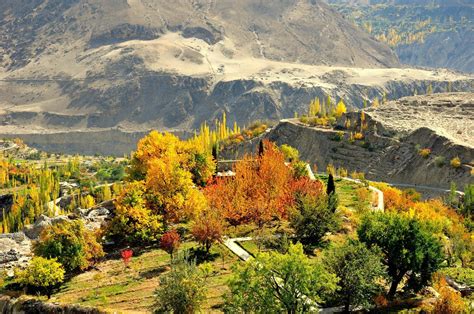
[335,100,347,118]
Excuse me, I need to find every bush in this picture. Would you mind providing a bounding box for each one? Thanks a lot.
[33,220,104,272]
[330,131,344,142]
[441,267,474,286]
[292,161,309,179]
[354,132,364,140]
[290,195,341,249]
[435,156,446,167]
[419,148,431,158]
[450,157,462,168]
[160,230,181,259]
[431,275,467,314]
[280,144,299,162]
[154,253,210,313]
[15,257,64,298]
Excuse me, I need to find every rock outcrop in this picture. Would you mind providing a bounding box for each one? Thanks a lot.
[221,93,473,189]
[0,203,113,274]
[0,296,103,314]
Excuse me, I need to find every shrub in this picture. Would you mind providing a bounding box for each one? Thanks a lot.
[354,132,364,140]
[33,220,104,272]
[441,267,474,286]
[419,148,431,158]
[292,161,308,179]
[279,144,299,162]
[290,195,341,249]
[450,157,462,168]
[154,253,210,313]
[431,275,467,314]
[330,131,344,142]
[160,230,181,259]
[299,116,309,124]
[434,156,446,167]
[350,171,365,181]
[15,257,64,298]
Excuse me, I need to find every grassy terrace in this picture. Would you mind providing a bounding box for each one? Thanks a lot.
[316,174,372,210]
[52,242,238,313]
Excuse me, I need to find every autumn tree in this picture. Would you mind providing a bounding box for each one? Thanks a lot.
[358,212,444,298]
[34,220,104,272]
[128,131,215,187]
[335,100,347,118]
[160,229,181,260]
[192,209,223,254]
[225,243,338,313]
[126,131,209,224]
[145,151,207,223]
[205,140,293,228]
[14,257,65,298]
[107,181,163,244]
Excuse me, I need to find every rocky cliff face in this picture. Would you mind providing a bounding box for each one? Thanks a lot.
[221,93,474,189]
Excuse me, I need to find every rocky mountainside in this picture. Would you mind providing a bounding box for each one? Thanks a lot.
[221,93,474,189]
[0,0,472,156]
[327,0,474,73]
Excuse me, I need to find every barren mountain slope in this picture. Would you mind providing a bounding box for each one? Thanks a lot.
[0,0,472,151]
[0,0,398,70]
[364,93,474,147]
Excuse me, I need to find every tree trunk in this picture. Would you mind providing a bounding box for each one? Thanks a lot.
[344,297,351,313]
[388,274,403,299]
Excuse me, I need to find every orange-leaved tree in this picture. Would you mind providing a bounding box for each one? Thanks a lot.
[192,209,223,253]
[205,140,304,228]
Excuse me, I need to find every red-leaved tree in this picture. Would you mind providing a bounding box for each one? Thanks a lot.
[160,230,181,260]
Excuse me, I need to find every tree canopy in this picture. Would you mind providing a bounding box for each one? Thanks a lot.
[358,212,444,298]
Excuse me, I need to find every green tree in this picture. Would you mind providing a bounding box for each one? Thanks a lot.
[15,257,65,298]
[225,243,338,313]
[358,212,444,298]
[290,196,340,249]
[33,220,104,272]
[154,253,211,313]
[323,240,386,312]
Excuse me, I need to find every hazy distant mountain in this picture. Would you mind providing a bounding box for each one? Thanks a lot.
[326,0,474,73]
